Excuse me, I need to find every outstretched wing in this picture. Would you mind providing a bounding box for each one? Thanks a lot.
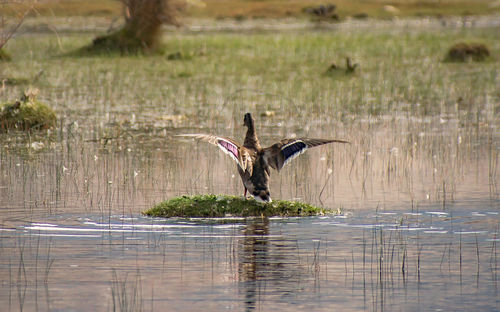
[176,134,251,172]
[263,138,348,171]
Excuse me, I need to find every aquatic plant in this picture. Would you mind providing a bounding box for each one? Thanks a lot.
[143,194,331,217]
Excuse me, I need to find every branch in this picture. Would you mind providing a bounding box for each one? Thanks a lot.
[0,1,33,50]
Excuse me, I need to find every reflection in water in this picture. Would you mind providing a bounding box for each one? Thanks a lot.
[238,218,315,311]
[239,218,269,310]
[238,218,305,310]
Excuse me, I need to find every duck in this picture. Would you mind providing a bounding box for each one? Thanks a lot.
[177,113,348,203]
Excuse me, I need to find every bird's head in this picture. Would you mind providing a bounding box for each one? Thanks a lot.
[252,189,272,203]
[243,113,254,128]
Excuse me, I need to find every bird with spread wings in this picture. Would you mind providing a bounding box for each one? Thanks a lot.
[177,113,348,203]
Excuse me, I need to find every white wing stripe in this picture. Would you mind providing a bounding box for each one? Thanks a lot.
[217,139,239,164]
[281,140,308,167]
[282,148,308,167]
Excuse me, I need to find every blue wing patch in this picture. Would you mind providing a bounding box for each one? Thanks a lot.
[281,140,307,164]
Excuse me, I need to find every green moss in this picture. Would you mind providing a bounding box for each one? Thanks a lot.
[0,95,57,132]
[143,194,332,218]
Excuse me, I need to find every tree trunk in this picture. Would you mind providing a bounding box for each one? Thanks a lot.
[121,0,179,49]
[89,0,180,54]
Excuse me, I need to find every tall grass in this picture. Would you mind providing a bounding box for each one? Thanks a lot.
[2,23,498,120]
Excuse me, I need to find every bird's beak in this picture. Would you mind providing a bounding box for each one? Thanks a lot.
[254,195,272,203]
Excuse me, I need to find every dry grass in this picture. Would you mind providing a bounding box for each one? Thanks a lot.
[190,0,500,19]
[2,0,499,19]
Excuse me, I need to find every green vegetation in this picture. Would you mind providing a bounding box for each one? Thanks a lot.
[2,23,496,121]
[77,28,158,55]
[0,89,56,132]
[0,77,30,86]
[143,194,330,217]
[0,49,11,61]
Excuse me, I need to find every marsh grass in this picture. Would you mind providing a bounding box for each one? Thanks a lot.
[110,269,144,312]
[2,23,498,122]
[0,17,497,214]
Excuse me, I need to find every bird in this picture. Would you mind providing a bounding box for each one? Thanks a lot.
[176,113,348,203]
[345,57,358,73]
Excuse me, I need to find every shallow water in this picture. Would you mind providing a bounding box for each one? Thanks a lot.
[0,118,498,311]
[1,202,499,311]
[1,99,498,311]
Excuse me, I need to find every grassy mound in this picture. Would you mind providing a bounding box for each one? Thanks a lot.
[76,28,164,55]
[143,194,331,218]
[445,42,490,62]
[0,89,56,132]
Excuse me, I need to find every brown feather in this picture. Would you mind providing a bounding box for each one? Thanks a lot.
[175,134,250,172]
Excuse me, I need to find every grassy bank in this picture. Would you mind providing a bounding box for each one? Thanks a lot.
[1,22,497,124]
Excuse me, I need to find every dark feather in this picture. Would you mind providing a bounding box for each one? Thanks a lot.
[264,138,349,171]
[282,140,307,159]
